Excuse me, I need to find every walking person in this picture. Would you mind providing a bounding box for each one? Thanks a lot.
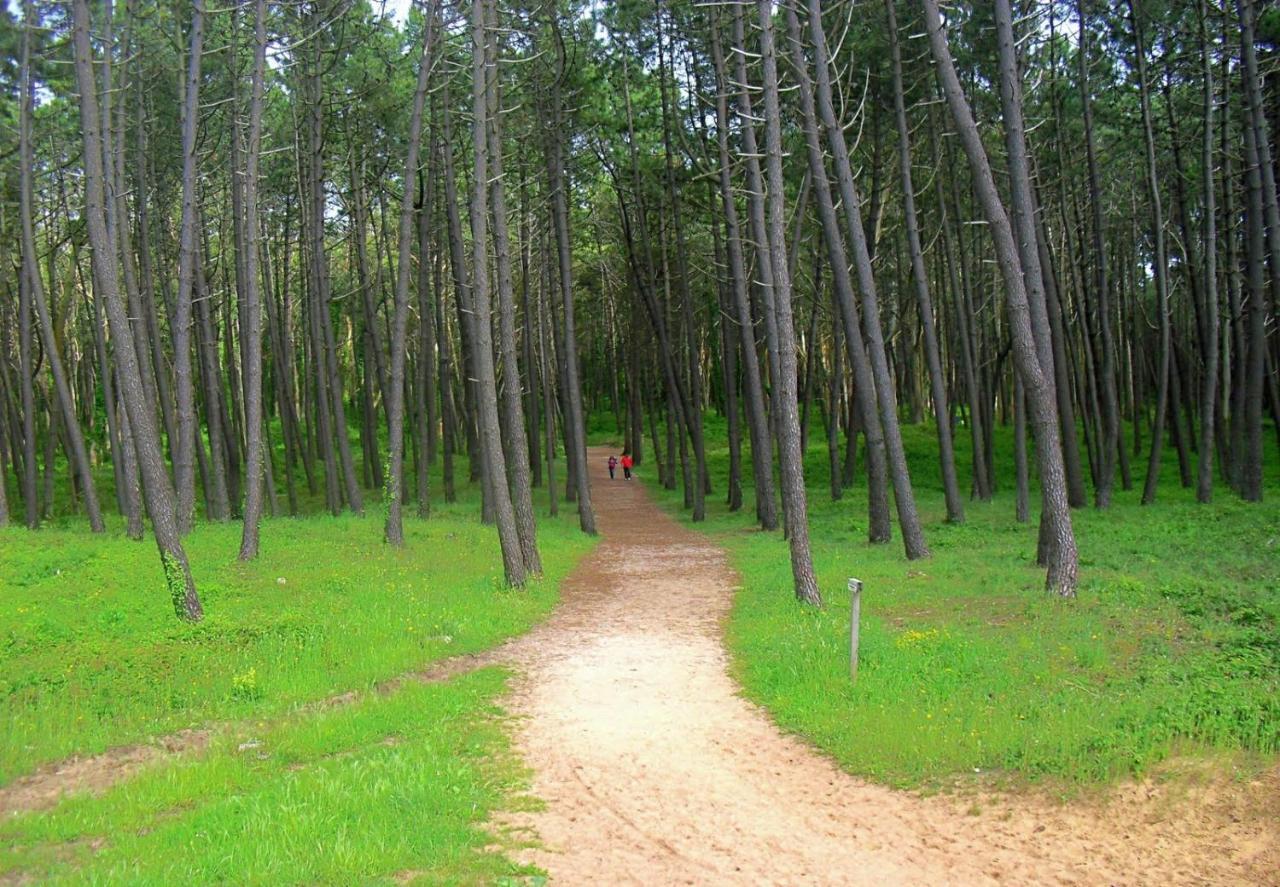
[608,454,618,480]
[621,451,634,480]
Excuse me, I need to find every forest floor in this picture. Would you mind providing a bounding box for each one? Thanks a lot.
[3,438,1277,883]
[485,446,1278,885]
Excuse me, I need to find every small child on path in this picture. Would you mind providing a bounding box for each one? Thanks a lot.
[608,455,618,479]
[621,452,634,480]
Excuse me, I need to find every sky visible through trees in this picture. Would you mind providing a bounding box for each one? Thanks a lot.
[0,0,1277,617]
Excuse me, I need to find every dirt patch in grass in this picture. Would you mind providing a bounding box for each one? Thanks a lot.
[0,729,209,816]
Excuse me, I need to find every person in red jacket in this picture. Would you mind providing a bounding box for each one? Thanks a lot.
[620,451,634,480]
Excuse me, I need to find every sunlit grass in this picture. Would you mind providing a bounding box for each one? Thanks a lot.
[0,453,596,783]
[652,413,1280,788]
[0,446,594,883]
[0,668,539,885]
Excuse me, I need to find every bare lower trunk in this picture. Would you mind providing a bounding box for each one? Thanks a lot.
[470,0,527,585]
[804,0,928,559]
[758,0,820,606]
[385,2,435,546]
[238,0,268,561]
[485,6,541,574]
[924,0,1078,596]
[73,0,202,620]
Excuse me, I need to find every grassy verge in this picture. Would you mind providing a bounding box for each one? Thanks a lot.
[649,414,1280,789]
[0,668,537,884]
[1,453,594,882]
[1,489,594,783]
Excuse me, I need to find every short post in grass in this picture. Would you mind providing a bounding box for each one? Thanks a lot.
[848,578,862,682]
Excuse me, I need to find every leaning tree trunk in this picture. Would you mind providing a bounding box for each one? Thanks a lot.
[886,0,962,524]
[72,0,202,620]
[757,0,821,606]
[805,0,929,559]
[924,0,1079,597]
[994,0,1084,571]
[20,0,103,532]
[780,0,892,547]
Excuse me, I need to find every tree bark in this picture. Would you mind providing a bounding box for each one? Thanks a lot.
[1128,0,1173,506]
[73,0,202,620]
[924,0,1079,596]
[886,0,963,523]
[238,0,269,561]
[21,0,104,532]
[804,0,928,559]
[485,5,541,574]
[385,0,435,546]
[470,0,528,585]
[544,10,595,536]
[758,0,821,606]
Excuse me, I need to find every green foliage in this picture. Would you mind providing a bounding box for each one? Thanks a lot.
[0,668,541,885]
[655,418,1280,788]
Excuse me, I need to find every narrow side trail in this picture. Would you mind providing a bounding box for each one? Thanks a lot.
[491,448,1277,886]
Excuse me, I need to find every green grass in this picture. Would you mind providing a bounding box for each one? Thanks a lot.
[0,667,539,884]
[1,450,595,882]
[648,412,1280,789]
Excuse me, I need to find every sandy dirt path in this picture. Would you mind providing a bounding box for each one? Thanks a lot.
[487,448,1277,886]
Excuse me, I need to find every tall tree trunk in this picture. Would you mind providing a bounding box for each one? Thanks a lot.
[21,0,104,532]
[886,0,963,523]
[172,0,203,529]
[657,0,708,522]
[924,0,1079,596]
[415,164,437,515]
[439,88,483,489]
[994,0,1083,571]
[73,0,202,620]
[1236,0,1273,502]
[484,5,541,574]
[1077,0,1121,508]
[385,1,435,545]
[18,225,38,528]
[470,0,527,585]
[1195,0,1219,504]
[804,0,929,559]
[238,0,268,560]
[545,10,595,536]
[1128,0,1173,506]
[758,0,821,605]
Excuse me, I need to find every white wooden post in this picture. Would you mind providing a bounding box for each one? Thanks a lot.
[848,578,862,682]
